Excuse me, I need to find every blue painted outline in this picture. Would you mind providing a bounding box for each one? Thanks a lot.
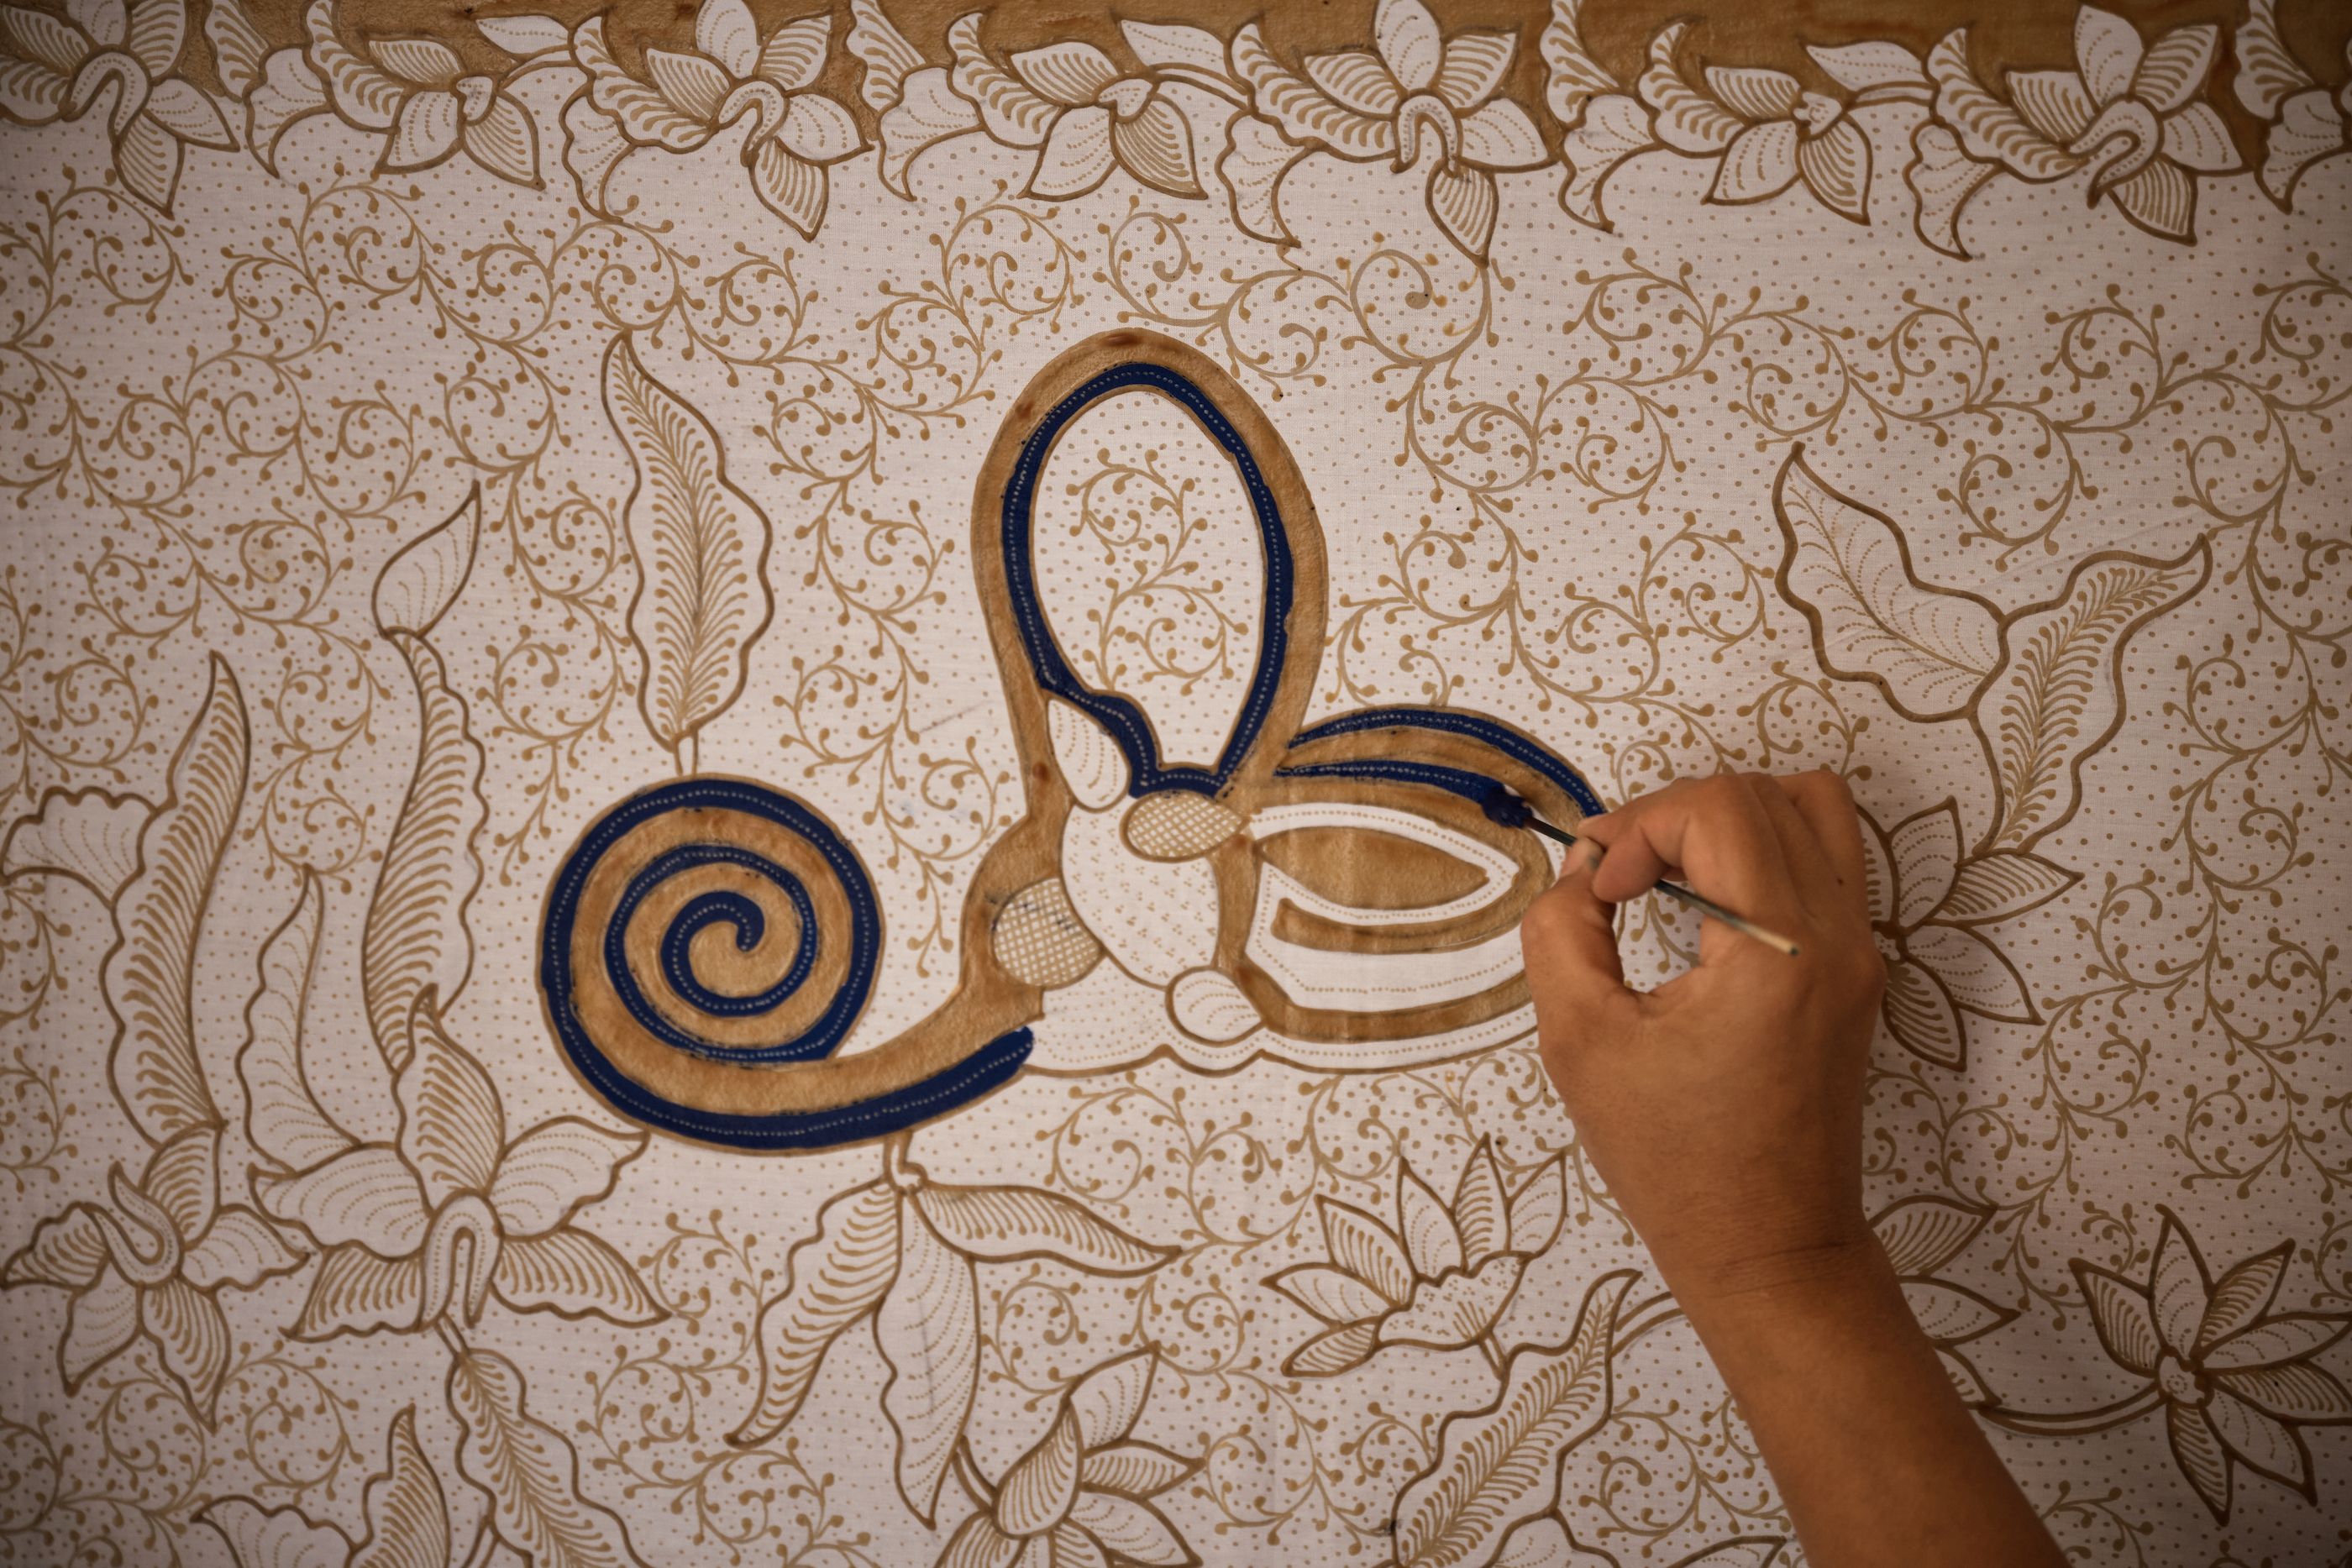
[543,778,1030,1148]
[1284,707,1608,820]
[617,844,818,1030]
[1000,364,1294,797]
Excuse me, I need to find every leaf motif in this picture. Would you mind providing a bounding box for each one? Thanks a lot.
[914,1183,1173,1273]
[449,1347,638,1568]
[353,1405,458,1568]
[1925,29,2078,181]
[108,655,245,1145]
[2,786,150,900]
[1540,0,1616,128]
[1772,451,2001,721]
[1982,543,2210,851]
[304,0,402,130]
[205,0,270,97]
[202,1500,349,1568]
[732,1181,900,1445]
[875,1195,979,1523]
[1869,1194,1987,1277]
[239,873,352,1172]
[606,335,776,761]
[1392,1272,1635,1567]
[364,496,486,1072]
[1935,851,2079,924]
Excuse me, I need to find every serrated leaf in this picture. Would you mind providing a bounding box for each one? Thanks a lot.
[914,1183,1173,1274]
[239,872,353,1172]
[1393,1272,1635,1568]
[876,1195,978,1523]
[108,656,245,1144]
[606,335,775,761]
[449,1348,638,1568]
[1772,450,2000,721]
[732,1182,900,1445]
[1982,543,2210,851]
[364,496,486,1072]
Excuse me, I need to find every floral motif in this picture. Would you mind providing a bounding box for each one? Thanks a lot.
[3,1127,304,1413]
[2234,0,2351,208]
[1268,1140,1564,1376]
[2073,1210,2352,1520]
[1231,0,1547,259]
[567,0,860,233]
[1636,27,1884,222]
[1871,1196,2016,1408]
[1857,800,2072,1070]
[299,0,542,186]
[0,0,231,212]
[937,1350,1199,1568]
[947,25,1208,201]
[257,997,658,1335]
[1924,8,2239,246]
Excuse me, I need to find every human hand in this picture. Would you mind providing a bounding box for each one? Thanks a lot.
[1519,770,1887,1312]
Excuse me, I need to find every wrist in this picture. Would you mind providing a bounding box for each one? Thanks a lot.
[1659,1234,1902,1328]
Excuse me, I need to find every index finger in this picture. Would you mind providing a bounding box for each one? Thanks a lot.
[1583,775,1805,928]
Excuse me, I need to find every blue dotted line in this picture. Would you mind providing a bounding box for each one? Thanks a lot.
[1286,707,1607,819]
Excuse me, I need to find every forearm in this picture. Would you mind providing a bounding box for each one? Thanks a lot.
[1674,1245,2065,1568]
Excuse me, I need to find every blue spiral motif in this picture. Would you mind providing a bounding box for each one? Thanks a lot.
[606,842,822,1040]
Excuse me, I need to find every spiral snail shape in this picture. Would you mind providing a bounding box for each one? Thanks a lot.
[539,777,1031,1151]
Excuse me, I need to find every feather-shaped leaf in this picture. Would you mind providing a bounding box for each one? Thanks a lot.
[914,1183,1173,1273]
[1392,1272,1635,1567]
[1982,543,2210,851]
[364,496,486,1072]
[449,1347,638,1568]
[1772,451,2001,721]
[876,1195,978,1523]
[732,1182,901,1445]
[239,873,353,1172]
[606,336,775,762]
[107,656,245,1144]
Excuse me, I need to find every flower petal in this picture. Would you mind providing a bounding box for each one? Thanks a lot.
[2204,1313,2352,1371]
[1451,1142,1509,1263]
[1907,923,2034,1020]
[780,92,863,164]
[492,1228,661,1324]
[996,1407,1083,1536]
[8,6,91,71]
[750,138,828,234]
[644,48,730,122]
[1888,802,1962,925]
[1798,118,1873,221]
[1068,1348,1155,1448]
[370,38,463,88]
[2197,1244,2289,1351]
[1558,92,1656,228]
[2132,24,2217,115]
[2008,69,2095,144]
[9,1205,111,1292]
[1901,1280,2013,1344]
[1374,0,1443,94]
[1378,1256,1522,1348]
[938,1513,1021,1568]
[1009,40,1119,106]
[122,0,180,75]
[1706,66,1801,121]
[1027,103,1116,197]
[2162,101,2238,171]
[1460,98,1547,170]
[1049,1526,1107,1568]
[2073,1261,2162,1377]
[2110,155,2197,240]
[1068,1492,1189,1566]
[694,0,759,81]
[144,1277,229,1411]
[757,14,831,92]
[1426,161,1499,260]
[2206,1387,2309,1492]
[1881,954,1965,1069]
[1397,1165,1463,1279]
[1939,1345,1997,1407]
[1302,50,1402,117]
[1282,1318,1381,1377]
[2150,1213,2215,1360]
[1217,110,1308,241]
[1269,1264,1389,1324]
[396,1011,504,1206]
[1505,1161,1566,1256]
[1234,26,1393,160]
[141,1127,220,1243]
[949,14,1057,146]
[1110,97,1202,197]
[464,94,541,186]
[1080,1443,1196,1499]
[1434,30,1513,110]
[143,78,233,148]
[1871,1195,1987,1277]
[294,1244,423,1337]
[487,1118,644,1237]
[2166,1402,2231,1520]
[60,1266,140,1387]
[260,1146,432,1256]
[184,1206,306,1291]
[383,89,462,170]
[2214,1361,2352,1423]
[2074,8,2145,107]
[1710,120,1801,202]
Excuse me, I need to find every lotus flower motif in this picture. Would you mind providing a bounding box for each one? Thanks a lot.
[0,0,233,212]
